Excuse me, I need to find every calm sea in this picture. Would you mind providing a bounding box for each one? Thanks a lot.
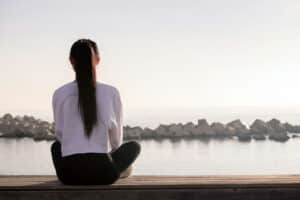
[1,107,300,175]
[1,136,300,175]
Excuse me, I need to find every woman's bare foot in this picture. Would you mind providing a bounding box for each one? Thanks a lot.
[119,165,133,178]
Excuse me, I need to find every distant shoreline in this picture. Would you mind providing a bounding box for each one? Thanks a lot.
[1,113,300,142]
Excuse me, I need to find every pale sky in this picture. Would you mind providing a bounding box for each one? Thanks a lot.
[1,0,300,126]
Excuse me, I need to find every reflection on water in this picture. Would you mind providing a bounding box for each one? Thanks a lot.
[1,137,300,175]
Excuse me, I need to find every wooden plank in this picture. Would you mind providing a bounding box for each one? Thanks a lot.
[1,175,300,200]
[2,175,300,187]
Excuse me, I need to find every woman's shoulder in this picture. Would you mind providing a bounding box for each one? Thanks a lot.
[52,81,77,100]
[96,81,120,96]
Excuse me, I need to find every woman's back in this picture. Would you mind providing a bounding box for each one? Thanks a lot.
[52,80,123,157]
[51,38,140,185]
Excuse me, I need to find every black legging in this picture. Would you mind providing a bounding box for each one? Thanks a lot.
[51,140,141,185]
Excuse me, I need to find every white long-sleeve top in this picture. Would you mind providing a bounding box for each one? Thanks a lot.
[52,80,123,157]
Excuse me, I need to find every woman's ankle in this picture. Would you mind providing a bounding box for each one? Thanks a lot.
[119,165,133,178]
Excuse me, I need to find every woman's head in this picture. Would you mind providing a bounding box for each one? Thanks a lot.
[70,39,100,82]
[69,39,100,138]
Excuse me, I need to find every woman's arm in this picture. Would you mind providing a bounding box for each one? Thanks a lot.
[52,91,63,142]
[109,88,123,151]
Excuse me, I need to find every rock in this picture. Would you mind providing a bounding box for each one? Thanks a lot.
[292,134,300,138]
[267,118,287,133]
[123,126,130,139]
[266,119,289,142]
[237,134,252,142]
[39,121,51,129]
[168,123,185,137]
[283,122,293,132]
[155,124,173,138]
[224,126,236,136]
[2,113,13,121]
[140,127,156,139]
[252,134,266,140]
[210,122,230,137]
[182,122,196,137]
[21,123,34,137]
[0,119,17,137]
[283,122,300,133]
[226,119,251,141]
[269,132,289,142]
[50,122,55,133]
[226,120,251,141]
[45,134,56,141]
[192,119,215,137]
[250,119,271,135]
[8,119,28,137]
[291,126,300,133]
[13,115,23,122]
[23,115,36,124]
[124,126,142,139]
[32,126,50,141]
[227,120,249,134]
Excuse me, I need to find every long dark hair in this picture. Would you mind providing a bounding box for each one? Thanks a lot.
[70,39,99,138]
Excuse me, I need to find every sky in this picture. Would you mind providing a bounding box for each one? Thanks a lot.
[1,0,300,127]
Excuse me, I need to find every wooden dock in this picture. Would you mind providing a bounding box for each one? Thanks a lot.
[1,175,300,199]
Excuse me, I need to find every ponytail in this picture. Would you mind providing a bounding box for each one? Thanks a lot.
[70,39,98,138]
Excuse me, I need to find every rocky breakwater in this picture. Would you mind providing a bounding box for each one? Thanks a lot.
[1,113,300,142]
[267,119,289,142]
[0,113,55,141]
[249,118,300,142]
[125,118,300,142]
[226,120,251,141]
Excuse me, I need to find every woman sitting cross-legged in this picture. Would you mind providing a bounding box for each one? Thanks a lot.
[50,38,141,185]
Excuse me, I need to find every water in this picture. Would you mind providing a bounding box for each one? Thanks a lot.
[1,108,300,175]
[1,137,300,175]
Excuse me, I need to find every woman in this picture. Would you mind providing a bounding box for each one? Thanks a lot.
[51,38,141,185]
